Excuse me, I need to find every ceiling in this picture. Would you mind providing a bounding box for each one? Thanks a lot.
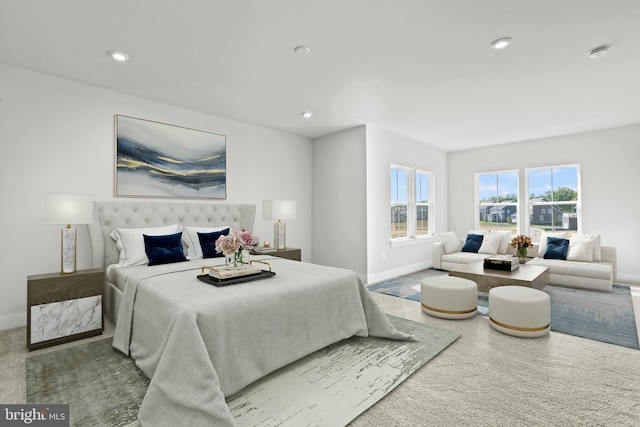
[2,0,640,151]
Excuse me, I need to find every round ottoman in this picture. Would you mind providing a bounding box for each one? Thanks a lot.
[421,276,478,319]
[488,286,550,337]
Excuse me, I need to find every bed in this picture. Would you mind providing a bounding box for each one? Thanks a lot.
[87,201,412,426]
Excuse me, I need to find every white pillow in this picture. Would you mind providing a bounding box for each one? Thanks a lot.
[437,231,462,254]
[109,224,181,267]
[571,233,602,262]
[182,226,230,258]
[567,238,595,262]
[478,233,502,255]
[490,230,513,254]
[538,231,568,258]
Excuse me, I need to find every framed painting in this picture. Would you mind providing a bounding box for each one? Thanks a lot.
[115,115,226,199]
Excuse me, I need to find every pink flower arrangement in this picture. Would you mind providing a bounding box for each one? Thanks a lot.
[215,228,259,256]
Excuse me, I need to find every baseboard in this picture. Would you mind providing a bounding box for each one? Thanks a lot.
[616,272,640,285]
[0,312,26,331]
[365,261,432,285]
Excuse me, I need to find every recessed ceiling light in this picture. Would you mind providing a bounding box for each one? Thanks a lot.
[108,50,130,62]
[294,46,311,55]
[301,112,313,119]
[490,37,512,50]
[589,45,609,59]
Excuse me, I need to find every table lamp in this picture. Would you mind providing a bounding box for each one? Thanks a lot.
[263,200,296,250]
[45,193,93,274]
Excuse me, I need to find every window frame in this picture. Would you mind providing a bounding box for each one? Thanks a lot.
[474,169,520,234]
[390,164,434,242]
[524,163,581,237]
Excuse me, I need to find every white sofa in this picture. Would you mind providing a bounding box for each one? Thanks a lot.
[432,232,617,292]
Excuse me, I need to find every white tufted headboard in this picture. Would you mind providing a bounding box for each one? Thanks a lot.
[87,201,256,269]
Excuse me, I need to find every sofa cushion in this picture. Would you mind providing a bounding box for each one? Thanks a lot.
[462,234,484,253]
[567,238,594,262]
[491,230,512,254]
[538,231,568,257]
[571,233,602,262]
[442,252,492,264]
[528,258,613,281]
[478,233,502,254]
[437,231,462,254]
[544,237,569,260]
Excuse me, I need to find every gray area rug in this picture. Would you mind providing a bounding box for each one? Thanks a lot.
[26,316,458,426]
[26,337,149,427]
[368,270,639,349]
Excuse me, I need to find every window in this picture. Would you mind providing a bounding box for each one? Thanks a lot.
[390,165,434,240]
[390,166,408,239]
[475,170,518,232]
[526,165,580,237]
[416,171,431,237]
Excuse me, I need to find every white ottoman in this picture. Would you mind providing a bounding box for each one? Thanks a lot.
[489,286,550,337]
[421,276,478,319]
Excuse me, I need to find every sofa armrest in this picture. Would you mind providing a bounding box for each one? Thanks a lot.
[601,246,617,280]
[432,241,445,269]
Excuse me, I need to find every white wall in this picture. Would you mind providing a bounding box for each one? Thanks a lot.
[312,126,367,274]
[447,125,640,283]
[365,126,448,283]
[0,63,312,330]
[311,125,449,283]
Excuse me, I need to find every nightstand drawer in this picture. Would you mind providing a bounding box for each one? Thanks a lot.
[27,269,104,351]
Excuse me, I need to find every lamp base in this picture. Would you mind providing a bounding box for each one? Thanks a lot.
[61,227,77,274]
[273,220,287,250]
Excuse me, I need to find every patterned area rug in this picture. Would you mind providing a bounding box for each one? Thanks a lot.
[26,316,459,427]
[368,270,640,350]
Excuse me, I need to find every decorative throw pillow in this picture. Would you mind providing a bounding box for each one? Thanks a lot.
[543,236,569,260]
[478,233,502,254]
[437,231,462,254]
[198,229,231,258]
[537,231,568,258]
[571,233,602,262]
[490,230,513,254]
[461,234,484,253]
[143,232,188,266]
[183,226,230,258]
[109,224,181,267]
[567,238,594,262]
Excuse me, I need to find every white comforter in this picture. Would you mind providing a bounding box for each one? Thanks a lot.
[112,257,412,426]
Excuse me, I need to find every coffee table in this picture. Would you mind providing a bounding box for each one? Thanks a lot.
[448,262,549,292]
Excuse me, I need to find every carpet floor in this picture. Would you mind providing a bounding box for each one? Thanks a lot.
[368,269,640,349]
[25,316,458,427]
[3,287,640,426]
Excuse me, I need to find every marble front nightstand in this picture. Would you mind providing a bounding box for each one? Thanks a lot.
[27,268,104,351]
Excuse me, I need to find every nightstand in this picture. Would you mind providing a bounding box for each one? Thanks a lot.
[27,268,104,351]
[269,247,302,261]
[252,247,302,261]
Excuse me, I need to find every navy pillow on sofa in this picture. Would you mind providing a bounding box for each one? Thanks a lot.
[543,236,570,260]
[198,228,230,258]
[461,233,484,253]
[143,232,188,266]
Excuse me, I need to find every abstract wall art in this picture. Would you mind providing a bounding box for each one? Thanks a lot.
[115,115,226,199]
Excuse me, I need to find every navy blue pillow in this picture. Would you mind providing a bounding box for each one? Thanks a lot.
[461,234,484,253]
[143,232,188,266]
[198,229,230,258]
[543,236,569,260]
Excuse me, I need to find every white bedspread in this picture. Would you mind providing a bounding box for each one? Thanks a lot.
[112,257,413,426]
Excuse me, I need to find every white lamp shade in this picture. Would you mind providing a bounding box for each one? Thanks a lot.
[45,193,93,225]
[263,200,296,220]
